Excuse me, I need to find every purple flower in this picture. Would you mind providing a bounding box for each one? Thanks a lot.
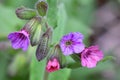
[8,30,30,51]
[81,46,104,68]
[60,32,85,55]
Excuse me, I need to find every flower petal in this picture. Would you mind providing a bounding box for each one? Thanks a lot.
[63,47,73,55]
[73,43,85,53]
[71,32,84,41]
[90,51,103,61]
[81,57,97,68]
[86,57,97,68]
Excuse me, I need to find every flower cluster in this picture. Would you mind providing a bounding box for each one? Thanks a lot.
[60,32,104,68]
[8,0,104,73]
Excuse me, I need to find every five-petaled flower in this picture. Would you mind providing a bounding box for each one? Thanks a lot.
[46,58,60,72]
[60,32,85,55]
[81,46,104,68]
[8,30,30,51]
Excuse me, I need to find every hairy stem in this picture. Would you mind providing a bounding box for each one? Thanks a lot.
[43,71,49,80]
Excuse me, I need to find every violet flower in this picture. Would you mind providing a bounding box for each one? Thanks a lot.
[46,58,60,72]
[8,30,30,51]
[60,32,85,55]
[81,46,104,68]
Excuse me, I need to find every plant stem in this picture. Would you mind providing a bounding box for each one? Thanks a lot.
[66,62,82,69]
[43,71,49,80]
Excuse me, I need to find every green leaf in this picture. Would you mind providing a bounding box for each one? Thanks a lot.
[4,0,37,8]
[49,68,71,80]
[0,52,9,80]
[47,0,57,28]
[30,47,46,80]
[67,62,81,69]
[100,56,116,63]
[8,53,27,76]
[52,3,67,43]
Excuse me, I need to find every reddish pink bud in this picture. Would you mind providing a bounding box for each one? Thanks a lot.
[46,58,60,72]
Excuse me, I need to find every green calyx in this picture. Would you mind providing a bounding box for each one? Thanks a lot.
[36,0,48,17]
[16,6,37,20]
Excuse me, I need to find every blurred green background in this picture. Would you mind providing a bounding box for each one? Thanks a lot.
[0,0,119,80]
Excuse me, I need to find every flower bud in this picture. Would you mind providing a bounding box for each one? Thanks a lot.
[46,44,66,72]
[16,7,37,20]
[46,57,60,72]
[36,0,48,17]
[23,16,42,46]
[36,27,52,61]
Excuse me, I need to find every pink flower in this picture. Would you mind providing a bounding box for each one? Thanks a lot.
[46,58,60,72]
[81,46,104,68]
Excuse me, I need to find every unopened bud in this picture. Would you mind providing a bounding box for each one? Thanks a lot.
[16,7,37,20]
[48,44,66,68]
[36,27,52,61]
[36,0,48,17]
[23,16,42,46]
[46,57,60,72]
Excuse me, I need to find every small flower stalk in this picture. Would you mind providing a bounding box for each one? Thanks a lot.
[16,6,37,20]
[36,0,48,17]
[80,46,104,68]
[60,32,85,56]
[36,27,52,61]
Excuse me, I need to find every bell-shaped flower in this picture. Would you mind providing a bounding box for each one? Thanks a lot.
[8,30,30,51]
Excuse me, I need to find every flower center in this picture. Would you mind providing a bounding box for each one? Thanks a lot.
[66,41,72,45]
[85,50,91,58]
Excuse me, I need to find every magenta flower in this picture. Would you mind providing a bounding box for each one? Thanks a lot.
[60,32,85,55]
[46,58,60,72]
[8,30,30,51]
[81,46,104,68]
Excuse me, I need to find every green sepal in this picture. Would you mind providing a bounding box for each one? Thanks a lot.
[70,54,80,63]
[36,0,48,17]
[16,6,37,20]
[23,17,42,46]
[36,27,52,61]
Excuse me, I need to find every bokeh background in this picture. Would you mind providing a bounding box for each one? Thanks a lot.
[0,0,119,80]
